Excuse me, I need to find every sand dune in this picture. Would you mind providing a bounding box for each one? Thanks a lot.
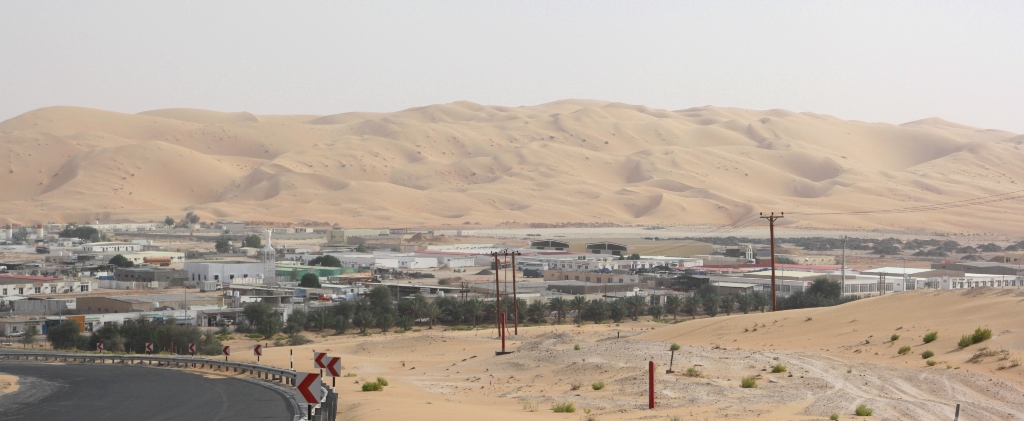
[0,101,1021,232]
[226,289,1024,421]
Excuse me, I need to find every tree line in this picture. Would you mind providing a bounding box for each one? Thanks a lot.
[44,318,224,355]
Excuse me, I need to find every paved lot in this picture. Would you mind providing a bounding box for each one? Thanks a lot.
[0,361,295,420]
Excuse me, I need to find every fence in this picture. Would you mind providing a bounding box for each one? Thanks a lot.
[0,350,338,421]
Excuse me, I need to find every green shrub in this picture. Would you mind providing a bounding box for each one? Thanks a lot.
[923,331,938,344]
[898,346,911,355]
[771,364,787,373]
[574,344,581,351]
[971,327,992,344]
[552,402,576,413]
[685,367,702,377]
[361,381,383,392]
[344,372,357,377]
[855,404,873,416]
[926,359,937,366]
[890,333,900,342]
[830,413,840,421]
[740,376,757,388]
[921,350,934,359]
[591,380,605,390]
[958,334,974,348]
[376,377,389,386]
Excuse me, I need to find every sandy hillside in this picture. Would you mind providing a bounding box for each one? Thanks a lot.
[218,288,1024,421]
[1,101,1022,232]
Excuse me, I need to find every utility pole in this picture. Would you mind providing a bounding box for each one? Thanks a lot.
[760,212,783,311]
[493,252,501,333]
[511,251,519,335]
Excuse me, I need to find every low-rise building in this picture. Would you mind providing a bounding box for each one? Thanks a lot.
[184,261,266,286]
[114,267,189,287]
[81,242,143,253]
[77,293,222,313]
[543,270,641,284]
[0,275,93,297]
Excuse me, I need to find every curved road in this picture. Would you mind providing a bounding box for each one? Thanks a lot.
[0,361,295,420]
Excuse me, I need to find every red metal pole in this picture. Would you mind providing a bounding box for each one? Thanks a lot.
[500,312,506,353]
[648,360,655,409]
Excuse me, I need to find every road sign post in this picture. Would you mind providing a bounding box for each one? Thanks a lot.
[222,345,230,361]
[96,342,103,353]
[314,351,326,378]
[145,342,153,354]
[254,344,262,364]
[188,343,195,367]
[296,371,322,419]
[325,356,341,388]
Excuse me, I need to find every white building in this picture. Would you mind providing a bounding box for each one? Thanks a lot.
[325,252,437,270]
[0,275,94,298]
[82,242,142,253]
[184,261,266,286]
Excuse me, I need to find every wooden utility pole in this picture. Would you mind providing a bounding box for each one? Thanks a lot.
[493,253,501,331]
[511,251,519,335]
[760,212,784,311]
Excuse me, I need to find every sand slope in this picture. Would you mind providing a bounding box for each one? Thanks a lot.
[1,101,1021,231]
[228,289,1024,421]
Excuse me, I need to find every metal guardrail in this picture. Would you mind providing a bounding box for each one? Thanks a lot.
[0,350,337,421]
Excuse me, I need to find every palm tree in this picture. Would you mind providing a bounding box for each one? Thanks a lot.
[736,293,753,314]
[608,299,627,322]
[683,294,701,319]
[308,308,330,331]
[664,295,682,320]
[569,296,587,325]
[548,297,569,324]
[625,295,647,321]
[719,294,736,316]
[526,300,548,324]
[424,302,440,329]
[461,299,484,327]
[587,299,608,324]
[352,310,376,334]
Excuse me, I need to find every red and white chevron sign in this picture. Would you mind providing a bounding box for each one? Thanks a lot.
[96,342,103,351]
[145,343,153,352]
[187,343,196,354]
[325,357,341,377]
[314,352,327,369]
[222,346,230,356]
[254,344,262,357]
[296,372,322,404]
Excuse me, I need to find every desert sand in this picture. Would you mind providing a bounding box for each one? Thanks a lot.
[1,101,1022,233]
[215,288,1023,421]
[0,373,18,395]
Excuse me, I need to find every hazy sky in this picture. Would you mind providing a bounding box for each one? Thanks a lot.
[2,1,1022,132]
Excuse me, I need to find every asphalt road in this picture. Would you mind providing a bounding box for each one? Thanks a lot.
[0,361,296,420]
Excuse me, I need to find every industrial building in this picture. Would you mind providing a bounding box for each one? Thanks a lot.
[77,293,222,313]
[114,267,189,287]
[0,274,93,298]
[530,238,712,258]
[184,261,266,286]
[81,242,143,253]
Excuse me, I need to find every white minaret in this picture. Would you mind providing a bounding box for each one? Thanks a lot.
[260,230,276,285]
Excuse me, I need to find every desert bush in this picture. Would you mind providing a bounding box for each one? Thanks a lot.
[830,413,839,421]
[522,401,538,412]
[740,376,757,388]
[570,382,583,391]
[923,331,938,343]
[971,327,992,344]
[685,367,702,377]
[967,347,1006,363]
[771,364,787,373]
[574,344,581,351]
[855,404,873,416]
[958,334,975,348]
[921,350,934,359]
[552,402,576,413]
[287,333,312,346]
[592,380,605,390]
[344,373,357,377]
[377,377,389,386]
[898,346,911,355]
[361,381,383,392]
[926,359,937,366]
[890,333,900,342]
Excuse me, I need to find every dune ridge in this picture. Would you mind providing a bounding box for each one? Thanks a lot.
[0,101,1021,232]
